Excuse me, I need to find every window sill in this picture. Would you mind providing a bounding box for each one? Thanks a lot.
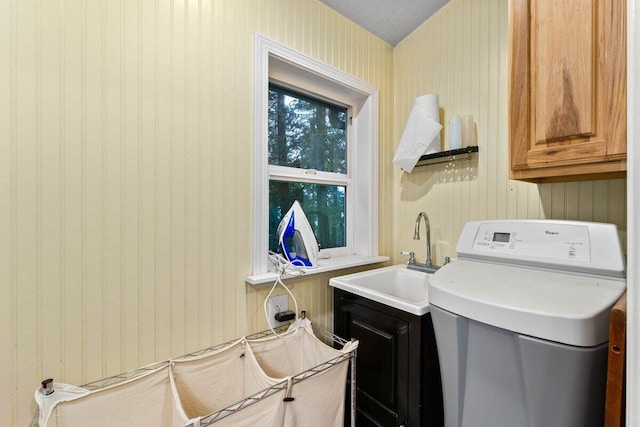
[245,254,390,287]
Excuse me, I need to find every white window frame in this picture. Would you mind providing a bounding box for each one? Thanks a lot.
[251,34,381,279]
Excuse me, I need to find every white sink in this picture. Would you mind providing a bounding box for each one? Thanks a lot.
[329,264,432,315]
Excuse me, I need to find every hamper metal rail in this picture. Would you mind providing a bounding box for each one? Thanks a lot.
[197,350,354,426]
[33,318,357,427]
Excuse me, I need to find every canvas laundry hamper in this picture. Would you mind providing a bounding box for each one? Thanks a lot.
[170,338,285,426]
[248,319,358,427]
[35,364,190,427]
[194,384,289,427]
[34,318,357,427]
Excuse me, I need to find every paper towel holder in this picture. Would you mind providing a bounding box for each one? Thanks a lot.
[414,145,478,167]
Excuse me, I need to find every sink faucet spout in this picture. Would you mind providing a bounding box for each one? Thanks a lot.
[414,212,432,268]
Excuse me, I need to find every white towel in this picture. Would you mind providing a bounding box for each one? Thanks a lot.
[393,94,442,173]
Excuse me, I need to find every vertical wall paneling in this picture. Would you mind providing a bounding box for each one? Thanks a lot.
[197,0,213,354]
[392,0,627,265]
[0,0,393,422]
[0,0,13,414]
[17,0,39,416]
[154,0,171,365]
[138,0,157,369]
[83,0,99,383]
[0,0,12,420]
[220,0,236,341]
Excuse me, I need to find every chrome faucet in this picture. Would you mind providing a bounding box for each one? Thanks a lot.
[405,211,439,273]
[414,212,432,268]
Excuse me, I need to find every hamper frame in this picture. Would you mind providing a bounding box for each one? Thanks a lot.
[33,320,357,427]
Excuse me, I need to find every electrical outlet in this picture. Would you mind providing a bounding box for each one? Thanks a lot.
[268,294,289,328]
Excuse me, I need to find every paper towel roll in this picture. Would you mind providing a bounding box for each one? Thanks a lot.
[393,94,443,173]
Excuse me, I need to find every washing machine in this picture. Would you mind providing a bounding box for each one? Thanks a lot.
[429,220,626,427]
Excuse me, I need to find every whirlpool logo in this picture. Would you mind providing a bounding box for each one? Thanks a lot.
[545,230,559,235]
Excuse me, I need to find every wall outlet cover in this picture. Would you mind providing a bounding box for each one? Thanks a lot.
[268,294,289,328]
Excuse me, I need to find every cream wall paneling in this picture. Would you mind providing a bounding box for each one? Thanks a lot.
[0,0,394,424]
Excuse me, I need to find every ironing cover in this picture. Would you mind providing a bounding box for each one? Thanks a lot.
[34,318,357,427]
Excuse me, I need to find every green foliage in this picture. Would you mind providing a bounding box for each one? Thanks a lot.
[268,85,347,253]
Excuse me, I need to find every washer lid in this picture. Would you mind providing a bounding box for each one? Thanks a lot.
[429,259,626,347]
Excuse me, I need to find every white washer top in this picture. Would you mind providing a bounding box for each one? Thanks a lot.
[429,220,626,347]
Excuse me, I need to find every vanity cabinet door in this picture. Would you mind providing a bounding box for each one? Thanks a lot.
[334,289,423,427]
[509,0,626,182]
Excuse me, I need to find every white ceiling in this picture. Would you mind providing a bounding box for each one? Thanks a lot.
[318,0,450,46]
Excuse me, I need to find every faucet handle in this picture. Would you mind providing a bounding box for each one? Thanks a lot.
[400,251,416,264]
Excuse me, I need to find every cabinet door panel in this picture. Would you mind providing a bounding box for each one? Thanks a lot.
[351,319,397,408]
[336,295,410,426]
[533,0,595,142]
[509,0,626,182]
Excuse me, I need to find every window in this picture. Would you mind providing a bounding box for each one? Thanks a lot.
[268,84,348,253]
[251,34,381,279]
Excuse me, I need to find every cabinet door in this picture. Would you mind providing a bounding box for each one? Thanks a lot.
[509,0,626,182]
[335,295,415,426]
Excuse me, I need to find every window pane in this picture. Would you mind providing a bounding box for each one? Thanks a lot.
[269,181,346,253]
[268,84,347,174]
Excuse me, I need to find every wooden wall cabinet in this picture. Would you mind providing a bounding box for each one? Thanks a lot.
[509,0,626,183]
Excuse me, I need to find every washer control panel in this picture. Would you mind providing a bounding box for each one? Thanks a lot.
[472,222,590,262]
[454,220,625,277]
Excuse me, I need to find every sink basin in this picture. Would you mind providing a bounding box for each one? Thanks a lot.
[329,264,432,315]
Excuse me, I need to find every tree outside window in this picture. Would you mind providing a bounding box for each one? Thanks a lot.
[268,84,348,253]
